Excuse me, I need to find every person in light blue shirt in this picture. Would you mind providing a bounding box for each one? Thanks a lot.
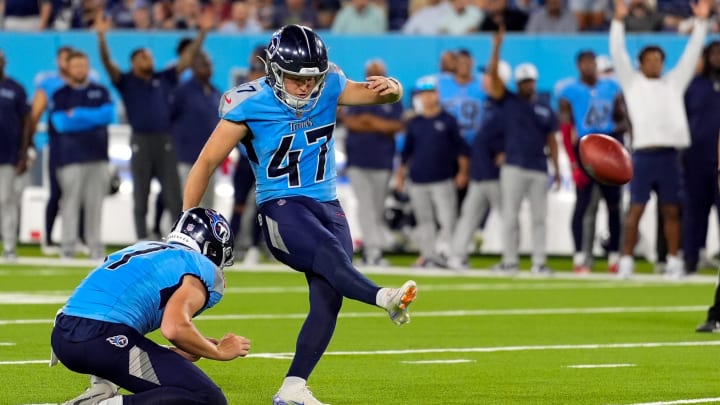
[52,207,250,405]
[437,49,487,146]
[558,50,625,274]
[183,25,417,405]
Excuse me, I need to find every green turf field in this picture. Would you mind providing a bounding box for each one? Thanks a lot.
[2,257,720,405]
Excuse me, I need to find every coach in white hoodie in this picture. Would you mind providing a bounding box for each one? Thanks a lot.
[610,0,710,279]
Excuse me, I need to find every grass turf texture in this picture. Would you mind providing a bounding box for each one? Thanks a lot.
[1,257,719,404]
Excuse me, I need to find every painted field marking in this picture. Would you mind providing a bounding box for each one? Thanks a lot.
[0,342,15,346]
[0,360,47,365]
[401,359,476,364]
[0,293,68,304]
[567,363,635,369]
[617,397,720,405]
[0,305,710,325]
[5,340,720,366]
[4,257,719,284]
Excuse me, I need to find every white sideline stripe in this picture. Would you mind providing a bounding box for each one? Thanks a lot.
[5,257,719,283]
[401,359,476,364]
[224,281,713,294]
[0,360,47,365]
[567,363,635,369]
[5,340,720,366]
[0,305,710,325]
[0,281,710,305]
[618,397,720,405]
[0,342,15,346]
[0,293,68,304]
[0,281,707,303]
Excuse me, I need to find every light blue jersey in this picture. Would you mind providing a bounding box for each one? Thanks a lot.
[220,65,347,205]
[436,73,486,145]
[558,78,621,137]
[62,241,224,335]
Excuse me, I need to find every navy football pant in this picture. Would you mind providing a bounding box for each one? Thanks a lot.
[572,181,621,253]
[257,196,382,379]
[51,314,226,404]
[682,158,720,268]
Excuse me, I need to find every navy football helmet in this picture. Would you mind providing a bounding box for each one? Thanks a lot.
[166,208,235,268]
[265,24,329,113]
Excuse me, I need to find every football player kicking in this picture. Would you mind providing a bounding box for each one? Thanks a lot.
[183,25,417,405]
[52,208,250,404]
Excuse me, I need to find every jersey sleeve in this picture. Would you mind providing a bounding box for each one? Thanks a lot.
[327,63,348,93]
[557,82,573,103]
[218,81,263,122]
[191,253,225,310]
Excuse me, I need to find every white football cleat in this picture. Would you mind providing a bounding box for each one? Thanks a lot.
[386,280,417,326]
[62,380,118,405]
[273,385,329,405]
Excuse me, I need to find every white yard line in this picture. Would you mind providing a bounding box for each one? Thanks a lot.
[5,340,720,366]
[617,397,720,405]
[0,342,15,346]
[567,363,635,369]
[0,305,710,325]
[401,359,476,364]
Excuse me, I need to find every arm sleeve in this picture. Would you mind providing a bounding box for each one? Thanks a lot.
[51,103,115,133]
[668,18,709,92]
[609,19,635,90]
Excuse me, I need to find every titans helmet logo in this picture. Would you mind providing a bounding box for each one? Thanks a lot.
[268,34,281,59]
[206,209,231,244]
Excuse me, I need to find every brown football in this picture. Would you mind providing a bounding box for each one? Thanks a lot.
[578,133,633,186]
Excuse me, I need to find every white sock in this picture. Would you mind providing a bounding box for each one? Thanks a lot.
[280,376,306,392]
[668,255,683,269]
[375,288,391,308]
[608,252,620,265]
[98,395,122,405]
[573,252,586,267]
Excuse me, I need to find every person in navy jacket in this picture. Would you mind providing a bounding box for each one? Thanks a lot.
[170,52,220,210]
[49,51,114,260]
[0,49,30,261]
[487,26,560,274]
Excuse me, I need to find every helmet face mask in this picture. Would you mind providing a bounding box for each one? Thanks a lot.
[265,25,329,114]
[166,208,235,269]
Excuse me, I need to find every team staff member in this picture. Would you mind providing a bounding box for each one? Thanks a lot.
[170,52,220,209]
[488,26,560,274]
[397,75,469,268]
[341,58,404,266]
[610,0,710,278]
[95,12,211,240]
[682,41,720,274]
[49,51,114,260]
[0,49,29,261]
